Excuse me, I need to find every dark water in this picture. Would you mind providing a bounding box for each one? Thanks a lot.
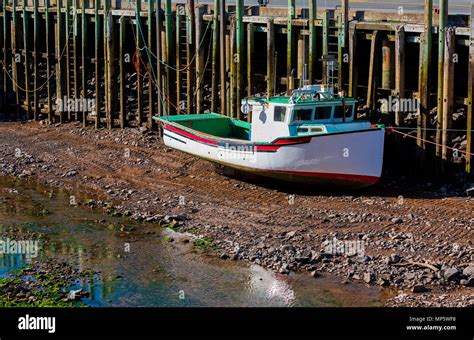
[0,176,387,307]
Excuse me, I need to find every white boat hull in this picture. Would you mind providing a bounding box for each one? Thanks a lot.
[161,123,385,188]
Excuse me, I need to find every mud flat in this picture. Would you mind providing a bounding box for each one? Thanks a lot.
[0,121,473,307]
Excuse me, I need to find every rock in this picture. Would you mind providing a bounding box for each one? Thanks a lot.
[286,230,297,238]
[443,267,459,281]
[281,245,295,253]
[377,278,390,287]
[462,266,474,277]
[460,278,474,287]
[220,253,229,260]
[411,285,429,293]
[310,270,321,278]
[295,256,310,263]
[363,272,375,284]
[391,217,403,224]
[466,184,474,197]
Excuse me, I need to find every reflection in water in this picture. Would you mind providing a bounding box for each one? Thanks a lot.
[0,176,384,307]
[247,265,296,306]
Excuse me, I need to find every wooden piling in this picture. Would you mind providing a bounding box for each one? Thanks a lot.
[57,0,64,123]
[338,0,348,91]
[381,40,393,90]
[119,16,126,128]
[81,0,88,126]
[348,23,358,98]
[297,32,304,85]
[211,0,219,112]
[247,22,254,98]
[229,17,235,118]
[148,0,154,127]
[394,25,405,127]
[156,0,163,117]
[175,10,182,113]
[236,0,244,119]
[106,10,114,129]
[186,0,195,114]
[22,0,31,119]
[441,27,455,169]
[436,0,448,158]
[2,0,8,107]
[308,0,316,84]
[72,0,79,121]
[219,0,226,115]
[94,0,100,128]
[366,30,380,110]
[45,0,52,122]
[467,4,474,176]
[65,0,71,120]
[287,0,295,93]
[195,6,204,114]
[417,0,432,154]
[322,10,329,84]
[267,19,275,96]
[136,0,143,125]
[33,0,39,120]
[165,0,172,115]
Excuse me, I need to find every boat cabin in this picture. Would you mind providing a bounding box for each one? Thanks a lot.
[243,85,363,142]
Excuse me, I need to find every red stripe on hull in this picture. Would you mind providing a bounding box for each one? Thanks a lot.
[270,169,379,185]
[164,124,218,146]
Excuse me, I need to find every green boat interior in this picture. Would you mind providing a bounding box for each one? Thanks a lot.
[158,113,251,140]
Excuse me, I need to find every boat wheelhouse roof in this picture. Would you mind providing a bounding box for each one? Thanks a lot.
[247,96,357,106]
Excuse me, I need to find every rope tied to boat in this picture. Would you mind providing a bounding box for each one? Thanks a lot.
[386,127,474,156]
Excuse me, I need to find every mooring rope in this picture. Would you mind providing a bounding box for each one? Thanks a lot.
[387,127,474,156]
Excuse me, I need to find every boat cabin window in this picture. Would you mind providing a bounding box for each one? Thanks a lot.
[273,106,287,122]
[334,104,353,119]
[314,106,332,120]
[292,108,313,122]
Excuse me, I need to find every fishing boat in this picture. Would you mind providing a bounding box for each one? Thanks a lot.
[153,85,385,188]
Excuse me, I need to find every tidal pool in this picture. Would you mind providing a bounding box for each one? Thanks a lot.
[0,176,387,307]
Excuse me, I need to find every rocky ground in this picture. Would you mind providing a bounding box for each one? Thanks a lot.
[0,121,473,307]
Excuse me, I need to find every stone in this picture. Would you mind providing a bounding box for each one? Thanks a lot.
[311,270,321,278]
[443,267,459,281]
[411,285,429,293]
[460,278,474,287]
[391,217,403,224]
[462,266,474,277]
[363,272,375,284]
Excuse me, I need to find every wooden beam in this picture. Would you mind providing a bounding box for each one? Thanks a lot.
[211,0,219,112]
[395,25,405,127]
[417,0,432,159]
[195,6,204,114]
[267,19,275,96]
[308,0,316,84]
[81,0,88,126]
[366,30,380,110]
[287,0,295,93]
[348,22,358,98]
[186,0,195,114]
[467,4,474,176]
[441,27,455,170]
[219,0,226,115]
[119,16,126,128]
[94,0,100,128]
[247,22,254,99]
